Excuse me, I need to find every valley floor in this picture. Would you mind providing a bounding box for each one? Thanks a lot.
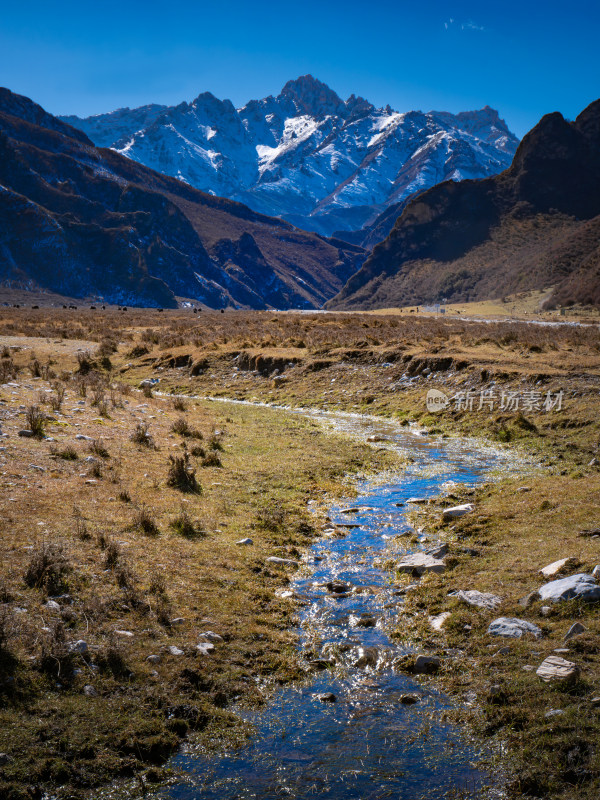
[0,306,599,799]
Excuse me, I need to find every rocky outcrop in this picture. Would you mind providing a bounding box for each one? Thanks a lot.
[328,99,600,310]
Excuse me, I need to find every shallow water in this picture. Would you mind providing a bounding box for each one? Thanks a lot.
[162,409,520,800]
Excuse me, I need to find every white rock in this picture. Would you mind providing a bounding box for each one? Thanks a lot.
[442,504,473,521]
[166,645,184,656]
[396,552,446,575]
[592,565,600,578]
[539,573,600,603]
[43,600,61,612]
[236,538,253,545]
[69,640,88,654]
[429,612,451,631]
[545,709,565,718]
[114,630,134,637]
[406,497,429,504]
[146,654,161,664]
[83,685,98,697]
[536,655,580,683]
[487,618,542,639]
[198,631,223,642]
[266,556,299,567]
[75,435,93,441]
[195,642,215,656]
[540,557,576,578]
[451,590,502,610]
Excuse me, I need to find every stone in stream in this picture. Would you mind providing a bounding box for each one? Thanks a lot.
[315,692,336,702]
[536,655,580,683]
[538,573,600,603]
[442,504,473,521]
[399,694,420,705]
[366,435,387,442]
[564,622,586,641]
[326,580,351,594]
[349,614,377,628]
[451,590,502,611]
[353,646,380,668]
[539,557,577,578]
[339,507,360,514]
[413,655,440,674]
[396,552,446,575]
[487,618,542,639]
[266,556,299,568]
[406,497,429,505]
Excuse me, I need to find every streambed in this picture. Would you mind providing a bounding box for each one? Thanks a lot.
[162,407,523,800]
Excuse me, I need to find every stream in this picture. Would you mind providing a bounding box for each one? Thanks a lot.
[161,406,524,800]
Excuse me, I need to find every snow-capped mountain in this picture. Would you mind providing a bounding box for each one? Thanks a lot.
[61,75,519,238]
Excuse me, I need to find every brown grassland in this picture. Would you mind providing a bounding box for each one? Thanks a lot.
[0,304,599,799]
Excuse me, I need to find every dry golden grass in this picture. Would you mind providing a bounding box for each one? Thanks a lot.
[1,306,599,799]
[0,342,396,797]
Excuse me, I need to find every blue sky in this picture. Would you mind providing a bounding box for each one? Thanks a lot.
[0,0,598,137]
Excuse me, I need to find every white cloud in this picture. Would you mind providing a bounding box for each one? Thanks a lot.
[444,17,485,32]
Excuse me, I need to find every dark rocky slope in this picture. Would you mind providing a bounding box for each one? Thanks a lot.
[328,100,600,310]
[0,88,364,309]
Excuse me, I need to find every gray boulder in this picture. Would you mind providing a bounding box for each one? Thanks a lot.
[487,617,542,639]
[451,589,502,610]
[536,655,580,683]
[396,552,446,575]
[539,573,600,603]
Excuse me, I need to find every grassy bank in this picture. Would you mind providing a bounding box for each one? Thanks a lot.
[1,307,599,799]
[0,339,397,799]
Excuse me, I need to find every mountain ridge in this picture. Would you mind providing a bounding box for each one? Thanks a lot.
[326,99,600,310]
[0,87,364,309]
[60,75,519,238]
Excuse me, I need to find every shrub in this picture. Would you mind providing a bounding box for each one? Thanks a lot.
[26,405,45,438]
[171,417,203,439]
[134,506,160,536]
[172,397,188,412]
[76,351,93,375]
[166,452,201,493]
[118,488,132,503]
[49,382,65,411]
[89,439,109,458]
[51,444,78,461]
[170,509,204,538]
[208,431,224,451]
[201,451,222,468]
[130,422,155,448]
[24,543,71,594]
[142,384,154,398]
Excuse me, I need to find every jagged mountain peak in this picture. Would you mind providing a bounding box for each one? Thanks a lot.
[60,80,519,238]
[280,74,344,117]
